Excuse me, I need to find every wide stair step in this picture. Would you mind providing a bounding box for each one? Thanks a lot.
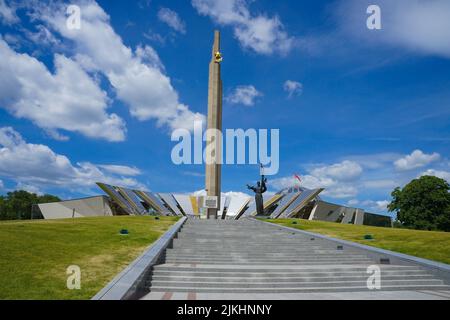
[144,219,450,296]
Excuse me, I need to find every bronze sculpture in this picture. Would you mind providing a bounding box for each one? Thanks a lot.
[247,165,268,215]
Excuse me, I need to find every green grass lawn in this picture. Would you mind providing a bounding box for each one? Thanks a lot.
[0,216,179,300]
[265,219,450,265]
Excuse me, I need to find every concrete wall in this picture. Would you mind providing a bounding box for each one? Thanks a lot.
[310,200,343,222]
[309,200,364,225]
[38,196,113,219]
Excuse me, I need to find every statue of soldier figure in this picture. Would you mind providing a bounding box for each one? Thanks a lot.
[247,164,268,215]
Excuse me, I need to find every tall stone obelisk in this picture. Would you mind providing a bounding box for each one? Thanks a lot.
[205,30,223,219]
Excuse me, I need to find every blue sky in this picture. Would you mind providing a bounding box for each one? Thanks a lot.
[0,0,449,216]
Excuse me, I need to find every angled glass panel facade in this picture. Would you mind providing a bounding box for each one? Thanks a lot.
[269,192,301,219]
[279,188,324,218]
[96,183,135,215]
[134,190,171,215]
[233,198,251,220]
[173,194,195,216]
[240,194,283,218]
[240,199,256,219]
[159,193,185,216]
[225,196,249,218]
[259,194,283,216]
[117,187,147,215]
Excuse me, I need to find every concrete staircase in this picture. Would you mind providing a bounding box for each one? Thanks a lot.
[145,219,450,295]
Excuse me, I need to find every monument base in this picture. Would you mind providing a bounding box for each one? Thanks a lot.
[206,208,218,219]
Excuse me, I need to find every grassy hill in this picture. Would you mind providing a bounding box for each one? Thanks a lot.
[266,218,450,265]
[0,216,179,300]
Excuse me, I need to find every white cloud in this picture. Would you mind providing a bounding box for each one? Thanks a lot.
[192,189,207,196]
[374,200,390,212]
[0,39,126,141]
[363,200,390,213]
[226,85,262,106]
[420,169,450,182]
[310,160,363,181]
[363,179,397,190]
[347,199,359,207]
[0,0,18,24]
[283,80,302,98]
[138,0,151,9]
[27,1,204,132]
[2,33,20,48]
[324,185,358,199]
[222,190,251,198]
[192,189,250,198]
[0,127,146,192]
[271,174,358,199]
[98,165,141,176]
[336,0,450,59]
[345,152,401,169]
[158,7,186,34]
[271,161,362,199]
[394,150,440,171]
[271,150,448,211]
[0,179,4,189]
[182,171,204,177]
[268,176,301,190]
[143,30,166,44]
[16,182,42,195]
[23,24,61,48]
[192,0,294,55]
[348,199,389,213]
[134,44,165,71]
[222,191,251,216]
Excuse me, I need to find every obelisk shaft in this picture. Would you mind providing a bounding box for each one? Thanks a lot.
[205,30,222,219]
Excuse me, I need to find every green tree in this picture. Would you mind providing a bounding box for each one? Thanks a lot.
[0,196,7,220]
[0,190,60,220]
[4,190,39,219]
[38,194,61,204]
[388,175,450,231]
